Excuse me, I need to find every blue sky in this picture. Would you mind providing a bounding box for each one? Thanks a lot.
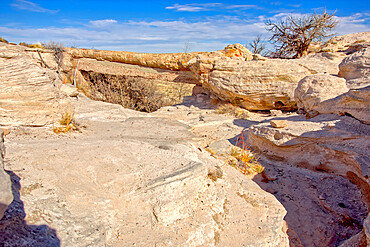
[0,0,369,53]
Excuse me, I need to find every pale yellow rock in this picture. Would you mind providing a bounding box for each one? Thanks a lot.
[0,42,289,247]
[294,74,349,112]
[270,120,288,128]
[320,31,370,53]
[339,48,370,89]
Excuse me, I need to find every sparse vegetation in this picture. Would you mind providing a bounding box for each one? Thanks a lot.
[228,146,264,175]
[266,11,338,58]
[248,34,266,55]
[215,104,250,119]
[83,72,175,112]
[53,106,80,134]
[41,41,65,72]
[18,42,42,49]
[0,37,9,43]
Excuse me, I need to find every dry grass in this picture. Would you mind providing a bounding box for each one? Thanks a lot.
[0,37,9,43]
[53,106,80,134]
[82,71,175,112]
[215,104,250,119]
[18,42,43,49]
[228,146,264,175]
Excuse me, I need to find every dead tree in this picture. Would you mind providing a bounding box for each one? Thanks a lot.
[248,34,266,55]
[266,11,338,58]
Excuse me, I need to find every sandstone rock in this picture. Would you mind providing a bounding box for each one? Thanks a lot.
[294,74,348,112]
[252,54,268,61]
[204,58,311,110]
[296,52,346,75]
[270,120,288,128]
[0,42,61,127]
[249,114,370,204]
[320,32,370,54]
[2,98,289,246]
[66,44,252,71]
[315,86,370,124]
[248,113,370,245]
[190,47,348,111]
[338,48,370,89]
[0,129,13,220]
[0,43,289,246]
[223,43,253,60]
[270,110,282,116]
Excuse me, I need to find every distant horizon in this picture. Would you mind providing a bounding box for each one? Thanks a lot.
[1,0,369,53]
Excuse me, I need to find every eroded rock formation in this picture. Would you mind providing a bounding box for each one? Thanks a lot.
[0,41,289,246]
[1,32,369,246]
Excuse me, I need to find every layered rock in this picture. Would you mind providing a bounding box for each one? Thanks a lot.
[196,58,311,110]
[316,86,370,124]
[188,47,349,111]
[186,33,368,111]
[295,48,370,124]
[338,48,370,89]
[320,31,370,54]
[248,114,370,245]
[64,44,255,109]
[66,43,252,72]
[294,74,348,113]
[0,43,289,246]
[0,42,60,126]
[1,97,289,246]
[0,129,13,220]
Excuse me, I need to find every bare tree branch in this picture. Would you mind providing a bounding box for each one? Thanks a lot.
[266,11,338,58]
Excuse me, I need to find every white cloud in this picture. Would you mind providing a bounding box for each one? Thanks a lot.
[166,4,205,12]
[11,0,58,13]
[89,19,118,28]
[165,3,223,12]
[0,12,368,53]
[226,5,260,10]
[335,14,370,34]
[165,3,259,12]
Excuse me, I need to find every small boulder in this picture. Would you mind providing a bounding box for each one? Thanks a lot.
[270,110,283,116]
[270,120,288,128]
[294,74,348,113]
[338,48,370,89]
[316,86,370,124]
[223,44,253,61]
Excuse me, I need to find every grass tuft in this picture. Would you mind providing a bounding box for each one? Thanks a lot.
[228,146,264,175]
[53,107,81,134]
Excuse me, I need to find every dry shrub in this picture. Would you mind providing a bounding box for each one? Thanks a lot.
[41,41,64,72]
[53,106,80,134]
[83,71,174,112]
[215,104,250,119]
[0,37,9,43]
[229,146,264,175]
[18,42,43,49]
